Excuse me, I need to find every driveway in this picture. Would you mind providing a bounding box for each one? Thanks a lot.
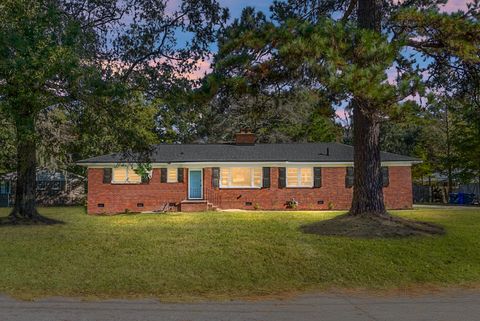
[413,204,480,210]
[1,290,480,321]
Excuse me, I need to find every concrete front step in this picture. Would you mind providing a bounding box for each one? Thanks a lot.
[179,200,218,212]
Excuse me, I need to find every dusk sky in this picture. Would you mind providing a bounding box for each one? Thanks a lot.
[220,0,471,21]
[178,0,473,118]
[186,0,472,75]
[221,0,272,18]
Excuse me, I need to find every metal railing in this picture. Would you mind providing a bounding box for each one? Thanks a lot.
[204,186,221,209]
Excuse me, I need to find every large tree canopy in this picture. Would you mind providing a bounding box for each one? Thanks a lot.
[0,0,228,223]
[209,0,478,234]
[188,7,342,143]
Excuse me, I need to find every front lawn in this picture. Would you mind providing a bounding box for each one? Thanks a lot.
[0,207,479,300]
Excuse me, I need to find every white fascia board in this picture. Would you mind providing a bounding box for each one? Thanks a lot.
[78,160,420,168]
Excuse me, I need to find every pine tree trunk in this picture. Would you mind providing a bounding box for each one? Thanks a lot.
[349,99,386,216]
[8,114,42,222]
[357,0,381,31]
[349,0,387,217]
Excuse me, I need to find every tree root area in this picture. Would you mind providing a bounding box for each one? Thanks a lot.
[301,214,445,238]
[0,210,63,226]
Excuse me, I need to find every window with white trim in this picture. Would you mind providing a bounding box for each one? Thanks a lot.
[112,167,142,184]
[220,167,262,188]
[167,168,177,183]
[286,167,313,187]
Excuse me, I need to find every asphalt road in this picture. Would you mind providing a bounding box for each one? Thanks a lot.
[1,290,480,321]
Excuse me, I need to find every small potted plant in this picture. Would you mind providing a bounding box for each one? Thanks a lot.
[328,201,334,210]
[286,198,299,209]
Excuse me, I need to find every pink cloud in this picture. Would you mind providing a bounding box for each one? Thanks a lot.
[335,107,349,119]
[392,0,471,12]
[400,92,423,105]
[101,55,213,81]
[440,0,472,12]
[386,66,398,85]
[184,58,213,80]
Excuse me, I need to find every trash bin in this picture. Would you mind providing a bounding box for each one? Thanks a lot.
[449,193,458,204]
[458,193,465,205]
[464,193,475,205]
[449,193,475,205]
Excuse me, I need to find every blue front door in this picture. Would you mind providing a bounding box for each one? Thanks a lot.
[189,169,203,199]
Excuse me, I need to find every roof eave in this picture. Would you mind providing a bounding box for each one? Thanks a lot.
[77,160,421,167]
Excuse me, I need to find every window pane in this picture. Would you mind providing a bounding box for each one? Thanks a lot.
[167,168,177,183]
[287,168,299,187]
[113,167,127,182]
[220,168,229,186]
[253,168,262,187]
[128,168,142,183]
[300,168,313,186]
[230,168,251,187]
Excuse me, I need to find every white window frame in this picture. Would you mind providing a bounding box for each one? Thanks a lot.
[219,167,262,189]
[286,167,314,188]
[112,166,142,184]
[167,167,178,183]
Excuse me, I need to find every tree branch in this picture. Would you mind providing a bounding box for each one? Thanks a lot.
[341,0,357,22]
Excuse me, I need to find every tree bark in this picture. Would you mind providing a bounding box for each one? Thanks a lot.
[349,0,387,217]
[445,107,453,195]
[8,114,42,222]
[349,99,386,216]
[356,0,382,31]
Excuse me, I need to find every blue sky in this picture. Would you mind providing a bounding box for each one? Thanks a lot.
[178,0,471,85]
[184,0,471,53]
[218,0,470,22]
[175,0,273,52]
[221,0,273,18]
[204,0,472,119]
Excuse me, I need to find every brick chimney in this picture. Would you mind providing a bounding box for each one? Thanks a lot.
[235,130,256,145]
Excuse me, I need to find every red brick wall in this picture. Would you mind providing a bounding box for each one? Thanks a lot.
[87,166,413,214]
[87,168,188,214]
[204,166,412,211]
[383,166,414,210]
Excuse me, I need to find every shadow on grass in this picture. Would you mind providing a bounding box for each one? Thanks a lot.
[0,213,64,226]
[301,213,445,238]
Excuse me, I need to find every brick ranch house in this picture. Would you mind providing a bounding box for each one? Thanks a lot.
[77,133,420,214]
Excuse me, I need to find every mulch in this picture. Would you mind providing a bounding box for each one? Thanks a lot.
[301,214,445,238]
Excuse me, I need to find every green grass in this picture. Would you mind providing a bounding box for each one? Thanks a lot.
[0,207,480,300]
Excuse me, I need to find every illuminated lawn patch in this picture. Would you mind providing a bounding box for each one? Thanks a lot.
[0,207,479,300]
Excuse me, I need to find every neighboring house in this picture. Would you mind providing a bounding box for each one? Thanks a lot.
[78,132,420,214]
[0,169,86,207]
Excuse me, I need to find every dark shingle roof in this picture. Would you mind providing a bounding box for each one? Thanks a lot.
[77,143,419,164]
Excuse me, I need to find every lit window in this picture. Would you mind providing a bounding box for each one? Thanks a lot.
[220,167,262,188]
[220,168,229,187]
[112,167,142,184]
[167,168,177,183]
[286,167,313,187]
